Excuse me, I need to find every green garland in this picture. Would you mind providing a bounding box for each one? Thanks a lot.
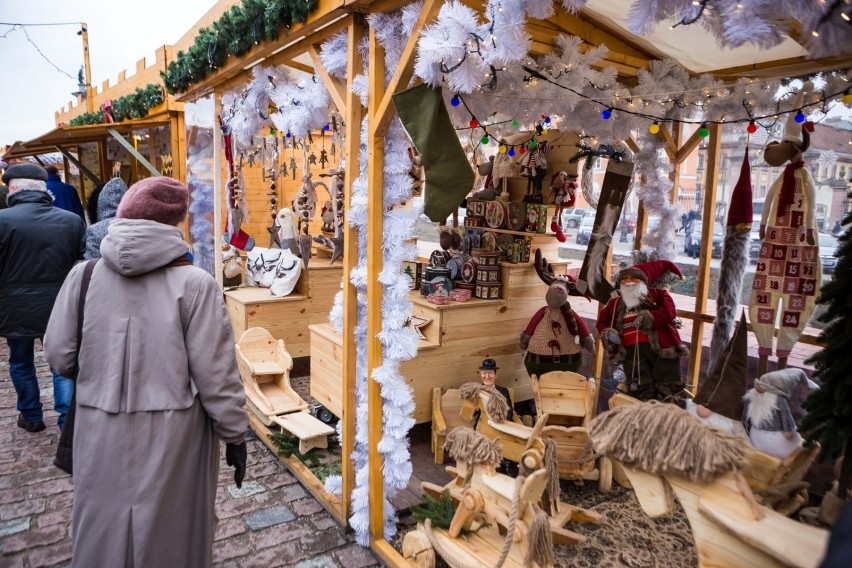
[161,0,319,95]
[68,83,165,126]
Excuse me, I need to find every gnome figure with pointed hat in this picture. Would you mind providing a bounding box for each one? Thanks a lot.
[749,82,820,377]
[596,260,689,401]
[744,368,819,459]
[686,311,750,438]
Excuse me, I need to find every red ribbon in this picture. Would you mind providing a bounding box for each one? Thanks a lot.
[777,161,804,222]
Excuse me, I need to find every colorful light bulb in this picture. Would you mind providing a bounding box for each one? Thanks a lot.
[450,95,460,107]
[698,124,709,138]
[747,121,757,134]
[795,111,805,124]
[470,118,479,128]
[649,122,660,134]
[508,147,515,157]
[499,145,507,154]
[601,108,612,120]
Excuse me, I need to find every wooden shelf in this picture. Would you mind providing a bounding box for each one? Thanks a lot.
[464,225,549,238]
[225,287,308,304]
[410,292,508,311]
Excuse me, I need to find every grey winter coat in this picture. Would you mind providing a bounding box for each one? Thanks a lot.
[84,177,127,259]
[0,190,85,338]
[44,218,247,567]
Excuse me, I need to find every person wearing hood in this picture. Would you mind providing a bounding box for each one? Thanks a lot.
[44,176,248,567]
[84,177,128,259]
[44,165,85,223]
[0,164,85,433]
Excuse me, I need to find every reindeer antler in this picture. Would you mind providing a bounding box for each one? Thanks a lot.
[534,248,555,286]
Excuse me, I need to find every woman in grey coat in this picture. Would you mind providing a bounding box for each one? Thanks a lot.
[45,176,248,567]
[84,177,127,259]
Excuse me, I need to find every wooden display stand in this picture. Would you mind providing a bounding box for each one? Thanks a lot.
[309,260,570,423]
[225,261,343,358]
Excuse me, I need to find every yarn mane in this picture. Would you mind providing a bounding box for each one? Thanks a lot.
[589,401,749,482]
[443,428,502,470]
[459,382,510,423]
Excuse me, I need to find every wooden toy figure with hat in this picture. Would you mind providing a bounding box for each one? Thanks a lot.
[520,249,595,377]
[596,259,689,402]
[749,81,820,377]
[477,358,513,422]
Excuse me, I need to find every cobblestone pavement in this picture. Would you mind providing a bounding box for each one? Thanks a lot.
[0,340,380,568]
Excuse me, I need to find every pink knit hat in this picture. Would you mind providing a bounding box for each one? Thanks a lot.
[117,176,188,226]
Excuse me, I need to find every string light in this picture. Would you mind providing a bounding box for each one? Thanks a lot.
[601,108,612,120]
[508,147,515,157]
[528,139,538,149]
[469,118,479,128]
[843,92,852,105]
[511,119,519,128]
[795,111,806,123]
[747,121,757,134]
[499,145,507,154]
[698,123,710,138]
[649,121,660,134]
[480,134,489,144]
[450,94,460,107]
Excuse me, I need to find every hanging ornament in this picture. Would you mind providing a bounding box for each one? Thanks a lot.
[601,108,612,120]
[469,118,479,128]
[698,124,710,138]
[795,111,806,124]
[451,94,460,107]
[649,121,660,134]
[747,121,757,134]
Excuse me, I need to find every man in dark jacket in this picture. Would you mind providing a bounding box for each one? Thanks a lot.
[45,165,85,224]
[0,164,85,431]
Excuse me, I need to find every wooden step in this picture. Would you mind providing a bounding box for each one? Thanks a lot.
[272,411,335,454]
[252,361,285,375]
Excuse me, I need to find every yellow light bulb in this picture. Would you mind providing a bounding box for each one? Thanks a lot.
[649,122,660,134]
[499,145,507,154]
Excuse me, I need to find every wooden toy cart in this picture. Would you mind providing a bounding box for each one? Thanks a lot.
[235,327,334,453]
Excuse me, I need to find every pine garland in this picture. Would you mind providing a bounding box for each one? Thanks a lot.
[161,0,319,95]
[410,490,456,530]
[802,210,852,497]
[68,84,164,126]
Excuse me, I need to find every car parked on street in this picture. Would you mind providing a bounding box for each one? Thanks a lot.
[575,217,595,245]
[819,232,839,274]
[563,208,592,228]
[749,220,762,262]
[684,220,724,258]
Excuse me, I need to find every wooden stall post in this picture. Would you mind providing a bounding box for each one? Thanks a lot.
[366,26,387,543]
[687,124,722,392]
[212,92,225,290]
[171,112,187,183]
[340,14,364,526]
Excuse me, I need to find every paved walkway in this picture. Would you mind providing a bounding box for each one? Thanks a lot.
[0,340,380,568]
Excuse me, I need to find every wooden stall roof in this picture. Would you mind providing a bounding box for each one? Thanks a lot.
[2,116,173,160]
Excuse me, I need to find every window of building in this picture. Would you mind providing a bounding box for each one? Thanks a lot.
[697,154,705,170]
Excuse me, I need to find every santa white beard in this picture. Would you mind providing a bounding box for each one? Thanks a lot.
[685,400,749,439]
[621,281,648,310]
[743,389,778,428]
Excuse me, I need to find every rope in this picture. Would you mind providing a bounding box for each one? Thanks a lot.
[422,475,527,568]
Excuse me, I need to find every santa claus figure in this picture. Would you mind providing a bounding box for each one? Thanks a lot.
[744,368,819,459]
[597,260,689,401]
[686,311,749,438]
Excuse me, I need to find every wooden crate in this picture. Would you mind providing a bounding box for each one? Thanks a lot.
[225,263,342,357]
[309,261,574,423]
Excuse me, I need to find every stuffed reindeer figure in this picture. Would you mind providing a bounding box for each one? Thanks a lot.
[749,81,819,377]
[520,249,594,376]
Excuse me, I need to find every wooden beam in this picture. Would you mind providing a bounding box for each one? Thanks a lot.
[712,53,852,82]
[371,0,442,138]
[370,537,407,567]
[366,25,386,543]
[675,309,823,346]
[169,112,187,183]
[656,122,677,162]
[687,123,721,393]
[213,92,225,290]
[283,59,315,75]
[341,13,364,527]
[54,145,102,186]
[308,45,348,114]
[669,122,682,206]
[107,127,161,177]
[676,127,704,164]
[97,140,110,182]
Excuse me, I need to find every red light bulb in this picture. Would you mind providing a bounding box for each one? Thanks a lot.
[746,122,757,134]
[469,118,479,128]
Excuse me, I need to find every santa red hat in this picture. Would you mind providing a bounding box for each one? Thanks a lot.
[618,260,684,287]
[726,151,753,227]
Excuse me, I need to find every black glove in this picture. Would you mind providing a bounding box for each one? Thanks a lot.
[225,441,247,488]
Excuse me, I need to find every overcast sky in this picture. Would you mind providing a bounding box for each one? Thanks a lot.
[0,1,217,145]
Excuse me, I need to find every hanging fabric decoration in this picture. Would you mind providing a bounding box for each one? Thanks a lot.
[219,116,255,251]
[575,159,634,303]
[393,83,475,223]
[709,148,753,369]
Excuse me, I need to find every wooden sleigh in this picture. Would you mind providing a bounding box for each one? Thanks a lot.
[531,371,612,493]
[406,428,598,568]
[235,328,334,453]
[590,402,829,568]
[607,392,818,513]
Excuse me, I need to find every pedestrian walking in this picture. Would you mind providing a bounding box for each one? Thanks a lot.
[44,166,85,223]
[0,164,85,432]
[45,176,248,567]
[83,177,127,259]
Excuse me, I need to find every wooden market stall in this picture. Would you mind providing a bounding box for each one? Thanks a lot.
[163,0,848,566]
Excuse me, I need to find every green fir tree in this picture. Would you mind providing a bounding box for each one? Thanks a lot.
[802,210,852,498]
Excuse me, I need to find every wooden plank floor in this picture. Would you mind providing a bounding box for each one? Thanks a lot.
[392,423,454,512]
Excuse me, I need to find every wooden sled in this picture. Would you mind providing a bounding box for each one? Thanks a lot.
[406,465,560,567]
[606,392,818,512]
[621,464,828,568]
[235,327,333,453]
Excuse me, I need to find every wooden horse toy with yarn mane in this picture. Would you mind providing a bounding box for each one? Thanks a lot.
[404,428,592,567]
[589,402,828,568]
